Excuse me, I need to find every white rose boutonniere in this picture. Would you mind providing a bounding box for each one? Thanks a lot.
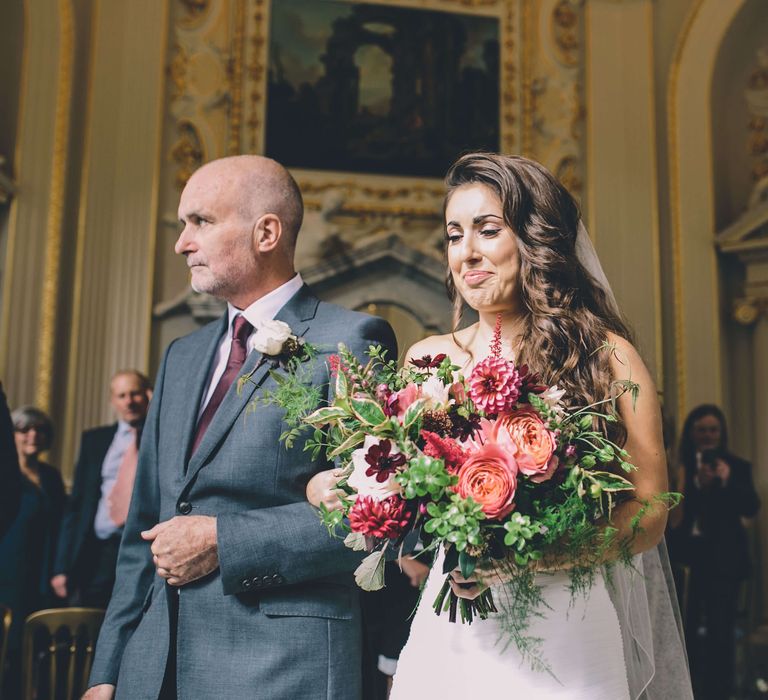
[252,319,293,356]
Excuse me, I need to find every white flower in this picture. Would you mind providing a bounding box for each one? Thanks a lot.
[252,319,293,356]
[347,435,402,501]
[541,384,566,412]
[419,375,451,410]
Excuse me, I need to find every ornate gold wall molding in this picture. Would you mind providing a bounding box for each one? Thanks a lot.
[667,0,705,420]
[35,0,74,412]
[226,0,246,154]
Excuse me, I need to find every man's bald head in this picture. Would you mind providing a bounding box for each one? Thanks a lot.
[191,155,304,249]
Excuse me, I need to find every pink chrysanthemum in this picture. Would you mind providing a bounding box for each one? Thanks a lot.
[468,357,522,415]
[349,495,410,539]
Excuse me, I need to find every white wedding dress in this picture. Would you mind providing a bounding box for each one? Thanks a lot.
[390,549,630,699]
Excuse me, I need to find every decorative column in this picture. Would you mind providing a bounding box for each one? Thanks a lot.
[60,0,169,471]
[584,0,662,383]
[0,0,73,409]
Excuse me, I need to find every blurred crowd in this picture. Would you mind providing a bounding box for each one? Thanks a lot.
[0,371,761,699]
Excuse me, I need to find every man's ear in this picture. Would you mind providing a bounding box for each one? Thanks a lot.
[253,213,282,252]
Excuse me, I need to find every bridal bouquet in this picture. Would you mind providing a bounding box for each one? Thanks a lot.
[264,319,664,652]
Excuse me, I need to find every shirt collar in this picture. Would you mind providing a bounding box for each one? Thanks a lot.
[226,274,304,331]
[116,420,134,436]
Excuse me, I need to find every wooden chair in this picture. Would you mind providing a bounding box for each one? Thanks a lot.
[21,608,105,700]
[0,604,11,700]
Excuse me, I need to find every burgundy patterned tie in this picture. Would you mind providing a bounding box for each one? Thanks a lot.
[191,315,253,456]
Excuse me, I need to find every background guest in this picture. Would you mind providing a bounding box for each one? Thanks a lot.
[0,405,65,698]
[0,382,21,538]
[51,370,151,608]
[669,403,760,700]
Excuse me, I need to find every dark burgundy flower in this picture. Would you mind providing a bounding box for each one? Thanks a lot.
[410,353,447,370]
[517,364,549,400]
[448,410,482,442]
[349,495,411,539]
[364,439,407,483]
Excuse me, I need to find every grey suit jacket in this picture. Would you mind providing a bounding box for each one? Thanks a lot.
[89,286,397,700]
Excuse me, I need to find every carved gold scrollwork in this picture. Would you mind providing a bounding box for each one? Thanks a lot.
[171,120,205,189]
[551,0,582,68]
[179,0,211,27]
[733,297,767,325]
[555,155,582,195]
[227,0,247,154]
[247,0,267,153]
[170,42,188,100]
[501,1,517,153]
[747,48,768,185]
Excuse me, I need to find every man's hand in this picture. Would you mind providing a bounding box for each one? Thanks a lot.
[81,683,115,699]
[398,556,430,588]
[141,515,218,586]
[306,469,345,511]
[50,574,68,599]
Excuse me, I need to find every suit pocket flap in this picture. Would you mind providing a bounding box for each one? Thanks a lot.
[259,583,353,620]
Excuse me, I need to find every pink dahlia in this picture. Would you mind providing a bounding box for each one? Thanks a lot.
[349,495,410,539]
[468,356,522,415]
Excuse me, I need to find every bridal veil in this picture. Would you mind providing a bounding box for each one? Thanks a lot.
[576,222,693,699]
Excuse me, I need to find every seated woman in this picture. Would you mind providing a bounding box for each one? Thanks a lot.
[0,406,66,697]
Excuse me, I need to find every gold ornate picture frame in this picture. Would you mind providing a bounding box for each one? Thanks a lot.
[166,0,585,218]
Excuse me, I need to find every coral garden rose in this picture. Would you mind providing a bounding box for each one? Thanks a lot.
[498,409,558,483]
[456,442,518,519]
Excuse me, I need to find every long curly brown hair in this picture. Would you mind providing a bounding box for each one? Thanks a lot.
[444,153,634,441]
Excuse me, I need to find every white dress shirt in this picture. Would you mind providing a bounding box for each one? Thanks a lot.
[197,274,304,419]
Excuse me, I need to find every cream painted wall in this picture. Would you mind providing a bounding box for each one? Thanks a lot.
[585,0,661,384]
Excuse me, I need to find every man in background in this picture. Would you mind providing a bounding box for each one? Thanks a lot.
[52,370,152,608]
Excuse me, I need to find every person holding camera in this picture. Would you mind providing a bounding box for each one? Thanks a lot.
[670,404,760,699]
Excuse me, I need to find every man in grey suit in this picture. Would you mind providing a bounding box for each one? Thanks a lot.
[84,155,397,700]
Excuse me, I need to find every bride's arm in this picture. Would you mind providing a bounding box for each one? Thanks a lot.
[600,333,669,553]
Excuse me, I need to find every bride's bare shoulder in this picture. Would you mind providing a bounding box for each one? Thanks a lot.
[404,325,477,364]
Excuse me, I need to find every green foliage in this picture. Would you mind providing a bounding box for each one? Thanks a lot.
[423,494,485,552]
[350,396,388,426]
[436,356,461,385]
[396,456,455,500]
[354,548,387,591]
[255,367,323,449]
[502,513,546,566]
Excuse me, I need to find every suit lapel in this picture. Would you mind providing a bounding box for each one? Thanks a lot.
[182,286,320,488]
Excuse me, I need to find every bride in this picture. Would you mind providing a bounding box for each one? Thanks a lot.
[307,153,691,699]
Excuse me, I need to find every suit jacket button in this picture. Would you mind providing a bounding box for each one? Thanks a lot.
[271,574,281,584]
[252,577,262,588]
[242,578,252,590]
[178,501,192,515]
